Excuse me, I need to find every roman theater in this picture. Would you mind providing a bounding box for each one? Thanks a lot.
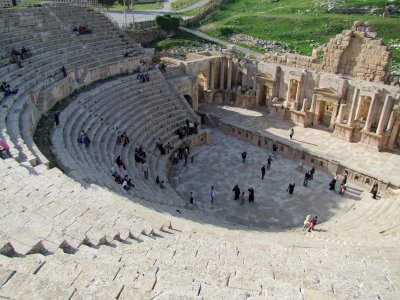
[0,1,399,299]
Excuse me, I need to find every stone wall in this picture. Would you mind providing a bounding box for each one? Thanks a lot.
[127,28,167,47]
[207,115,392,191]
[263,52,320,71]
[262,21,392,83]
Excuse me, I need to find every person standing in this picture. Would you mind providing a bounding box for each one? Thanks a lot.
[232,184,241,200]
[141,161,149,179]
[54,112,60,127]
[267,155,272,169]
[261,165,266,180]
[248,187,255,202]
[209,186,216,205]
[342,171,348,185]
[287,182,295,195]
[189,192,194,204]
[241,151,247,163]
[329,176,337,191]
[61,66,67,78]
[371,182,378,199]
[303,215,311,231]
[309,165,315,180]
[240,192,245,205]
[303,172,310,187]
[289,128,294,140]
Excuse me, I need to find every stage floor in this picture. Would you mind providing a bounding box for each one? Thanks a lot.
[198,104,400,187]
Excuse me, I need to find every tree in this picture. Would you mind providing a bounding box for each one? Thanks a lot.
[117,0,132,10]
[155,14,181,34]
[98,0,115,10]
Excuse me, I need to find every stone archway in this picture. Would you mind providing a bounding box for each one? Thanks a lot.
[197,73,208,103]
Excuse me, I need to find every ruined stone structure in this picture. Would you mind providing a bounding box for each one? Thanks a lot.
[164,22,400,152]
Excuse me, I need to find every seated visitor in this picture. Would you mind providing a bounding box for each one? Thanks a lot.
[166,142,173,153]
[21,46,32,59]
[159,143,166,155]
[84,135,91,148]
[79,130,85,144]
[61,66,67,78]
[120,131,129,146]
[0,139,13,159]
[10,51,22,67]
[160,180,165,189]
[0,82,18,96]
[116,156,126,170]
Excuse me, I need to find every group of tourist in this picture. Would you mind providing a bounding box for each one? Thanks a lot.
[136,73,150,83]
[78,130,91,147]
[176,119,199,139]
[155,175,166,189]
[303,215,318,232]
[0,82,18,96]
[134,146,147,164]
[110,163,134,191]
[172,140,192,165]
[328,170,348,195]
[73,25,92,35]
[231,184,255,205]
[9,47,31,67]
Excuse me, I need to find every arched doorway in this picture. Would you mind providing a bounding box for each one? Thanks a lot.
[197,73,208,103]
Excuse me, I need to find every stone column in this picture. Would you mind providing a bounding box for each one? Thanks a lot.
[329,104,339,129]
[386,111,395,132]
[377,95,394,134]
[256,83,261,106]
[301,98,309,112]
[337,103,346,123]
[295,80,302,102]
[354,91,363,121]
[209,61,214,91]
[363,92,378,132]
[310,94,317,113]
[220,57,225,90]
[286,80,292,101]
[227,58,233,91]
[347,88,360,126]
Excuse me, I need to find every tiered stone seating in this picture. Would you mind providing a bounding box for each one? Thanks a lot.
[0,157,399,298]
[0,5,399,299]
[51,69,197,207]
[0,6,147,166]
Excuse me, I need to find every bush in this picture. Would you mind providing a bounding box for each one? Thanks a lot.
[155,15,181,33]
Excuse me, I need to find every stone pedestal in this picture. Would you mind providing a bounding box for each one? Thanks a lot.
[332,123,355,142]
[360,130,384,151]
[290,110,314,127]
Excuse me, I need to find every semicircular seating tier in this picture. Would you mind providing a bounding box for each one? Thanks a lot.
[0,5,147,166]
[0,5,399,300]
[51,70,197,207]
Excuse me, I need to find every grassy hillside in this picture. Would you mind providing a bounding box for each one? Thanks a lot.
[197,0,400,64]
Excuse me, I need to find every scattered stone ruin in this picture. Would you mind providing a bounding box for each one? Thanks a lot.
[164,22,400,152]
[263,21,392,83]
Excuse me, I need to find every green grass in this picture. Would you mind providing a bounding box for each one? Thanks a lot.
[171,0,200,11]
[197,0,400,63]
